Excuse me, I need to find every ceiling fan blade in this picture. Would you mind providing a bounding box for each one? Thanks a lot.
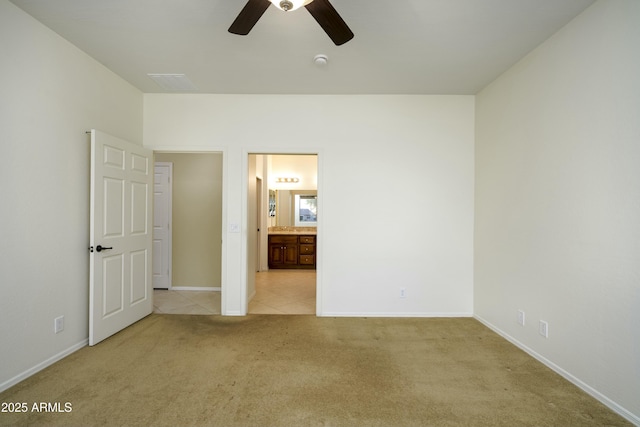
[229,0,271,36]
[305,0,354,46]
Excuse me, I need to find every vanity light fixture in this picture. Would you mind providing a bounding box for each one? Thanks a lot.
[276,177,300,183]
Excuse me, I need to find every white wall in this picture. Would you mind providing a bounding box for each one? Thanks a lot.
[143,94,475,317]
[474,0,640,422]
[0,0,143,391]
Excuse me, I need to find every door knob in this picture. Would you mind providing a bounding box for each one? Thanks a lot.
[96,245,113,252]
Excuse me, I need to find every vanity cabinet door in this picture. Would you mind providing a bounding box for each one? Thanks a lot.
[268,243,298,267]
[283,245,299,265]
[268,235,299,268]
[269,244,286,267]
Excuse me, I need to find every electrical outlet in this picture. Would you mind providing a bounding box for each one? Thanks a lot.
[400,288,406,298]
[539,320,549,338]
[517,310,525,326]
[54,316,64,334]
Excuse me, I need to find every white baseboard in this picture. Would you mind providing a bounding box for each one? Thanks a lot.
[474,315,639,426]
[167,286,221,292]
[224,310,246,316]
[0,339,88,393]
[318,311,473,318]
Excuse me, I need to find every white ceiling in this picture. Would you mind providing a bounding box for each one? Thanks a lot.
[10,0,596,95]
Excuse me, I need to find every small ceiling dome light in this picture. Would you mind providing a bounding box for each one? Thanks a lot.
[269,0,314,12]
[314,54,328,67]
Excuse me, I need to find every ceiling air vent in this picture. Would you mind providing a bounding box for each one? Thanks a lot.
[147,74,198,92]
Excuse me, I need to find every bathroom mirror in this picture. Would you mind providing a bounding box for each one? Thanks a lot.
[274,190,317,227]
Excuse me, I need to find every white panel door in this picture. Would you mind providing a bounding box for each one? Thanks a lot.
[89,129,153,346]
[153,162,172,289]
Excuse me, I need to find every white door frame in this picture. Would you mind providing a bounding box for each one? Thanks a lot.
[242,149,323,316]
[256,176,264,272]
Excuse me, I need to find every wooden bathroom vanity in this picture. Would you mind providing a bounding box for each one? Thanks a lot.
[268,228,316,270]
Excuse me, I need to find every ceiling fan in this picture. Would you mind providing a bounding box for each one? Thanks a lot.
[229,0,354,46]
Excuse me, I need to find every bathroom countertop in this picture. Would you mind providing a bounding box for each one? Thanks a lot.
[268,227,317,235]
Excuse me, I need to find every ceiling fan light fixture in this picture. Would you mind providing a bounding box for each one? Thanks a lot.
[269,0,313,12]
[229,0,353,46]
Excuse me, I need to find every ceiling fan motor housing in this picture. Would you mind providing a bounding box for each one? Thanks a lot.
[280,1,293,11]
[271,0,314,12]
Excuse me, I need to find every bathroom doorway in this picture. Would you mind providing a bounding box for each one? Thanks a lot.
[247,154,318,314]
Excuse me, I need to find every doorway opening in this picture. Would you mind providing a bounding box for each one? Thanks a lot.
[152,152,223,315]
[247,154,318,315]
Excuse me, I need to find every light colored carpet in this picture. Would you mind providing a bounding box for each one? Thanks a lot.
[0,315,631,427]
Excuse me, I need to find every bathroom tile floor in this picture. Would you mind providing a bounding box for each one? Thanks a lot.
[249,270,316,315]
[153,270,316,315]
